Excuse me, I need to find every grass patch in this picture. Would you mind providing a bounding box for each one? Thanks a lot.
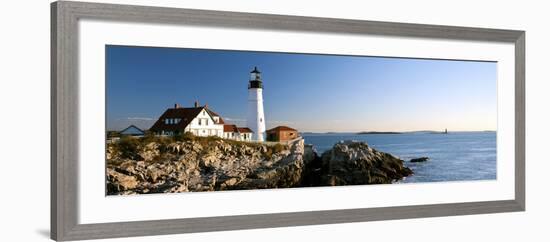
[108,132,290,162]
[272,143,286,153]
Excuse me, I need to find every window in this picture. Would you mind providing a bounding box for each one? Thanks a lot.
[198,119,202,125]
[205,119,209,125]
[165,119,169,125]
[260,118,263,123]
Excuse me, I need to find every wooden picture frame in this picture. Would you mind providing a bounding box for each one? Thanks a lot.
[51,1,525,240]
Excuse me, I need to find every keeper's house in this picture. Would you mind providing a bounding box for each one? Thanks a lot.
[149,102,253,141]
[266,126,299,142]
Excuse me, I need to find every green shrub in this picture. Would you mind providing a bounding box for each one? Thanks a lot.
[114,136,141,160]
[140,132,157,144]
[262,148,273,160]
[261,144,288,160]
[175,132,196,142]
[199,135,221,144]
[272,143,287,153]
[106,131,120,138]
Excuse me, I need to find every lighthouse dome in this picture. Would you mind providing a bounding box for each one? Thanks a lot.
[248,66,263,89]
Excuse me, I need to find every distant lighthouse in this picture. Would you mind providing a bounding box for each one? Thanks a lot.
[247,67,266,142]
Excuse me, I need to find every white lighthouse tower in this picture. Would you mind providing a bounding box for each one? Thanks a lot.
[247,67,266,142]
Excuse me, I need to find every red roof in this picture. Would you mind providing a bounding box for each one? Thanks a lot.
[223,124,238,132]
[237,127,253,133]
[266,126,297,133]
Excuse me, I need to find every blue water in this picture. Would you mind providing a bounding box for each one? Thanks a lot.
[302,132,496,183]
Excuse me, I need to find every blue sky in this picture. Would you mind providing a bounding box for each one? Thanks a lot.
[106,45,497,132]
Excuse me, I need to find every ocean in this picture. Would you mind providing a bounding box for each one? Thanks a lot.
[301,131,496,183]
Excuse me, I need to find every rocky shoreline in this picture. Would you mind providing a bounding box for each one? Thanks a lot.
[106,136,413,195]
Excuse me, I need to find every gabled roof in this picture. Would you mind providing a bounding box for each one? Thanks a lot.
[150,107,206,132]
[266,126,297,133]
[205,108,225,124]
[120,125,144,135]
[237,127,253,133]
[149,104,234,132]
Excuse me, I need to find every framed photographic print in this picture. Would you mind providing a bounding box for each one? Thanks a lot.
[51,1,525,241]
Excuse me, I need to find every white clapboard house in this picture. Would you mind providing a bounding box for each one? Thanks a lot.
[149,102,253,141]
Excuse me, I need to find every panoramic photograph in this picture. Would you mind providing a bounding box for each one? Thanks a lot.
[105,45,497,195]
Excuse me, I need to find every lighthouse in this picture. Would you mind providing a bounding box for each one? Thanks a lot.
[247,67,266,142]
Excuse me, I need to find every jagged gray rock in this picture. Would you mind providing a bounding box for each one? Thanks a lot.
[106,137,412,195]
[317,140,413,185]
[106,138,305,195]
[410,157,429,163]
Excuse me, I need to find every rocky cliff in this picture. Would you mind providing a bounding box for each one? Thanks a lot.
[302,141,413,186]
[107,137,306,195]
[106,137,412,195]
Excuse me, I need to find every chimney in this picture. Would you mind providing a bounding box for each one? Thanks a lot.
[204,103,208,108]
[194,101,199,107]
[174,103,181,109]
